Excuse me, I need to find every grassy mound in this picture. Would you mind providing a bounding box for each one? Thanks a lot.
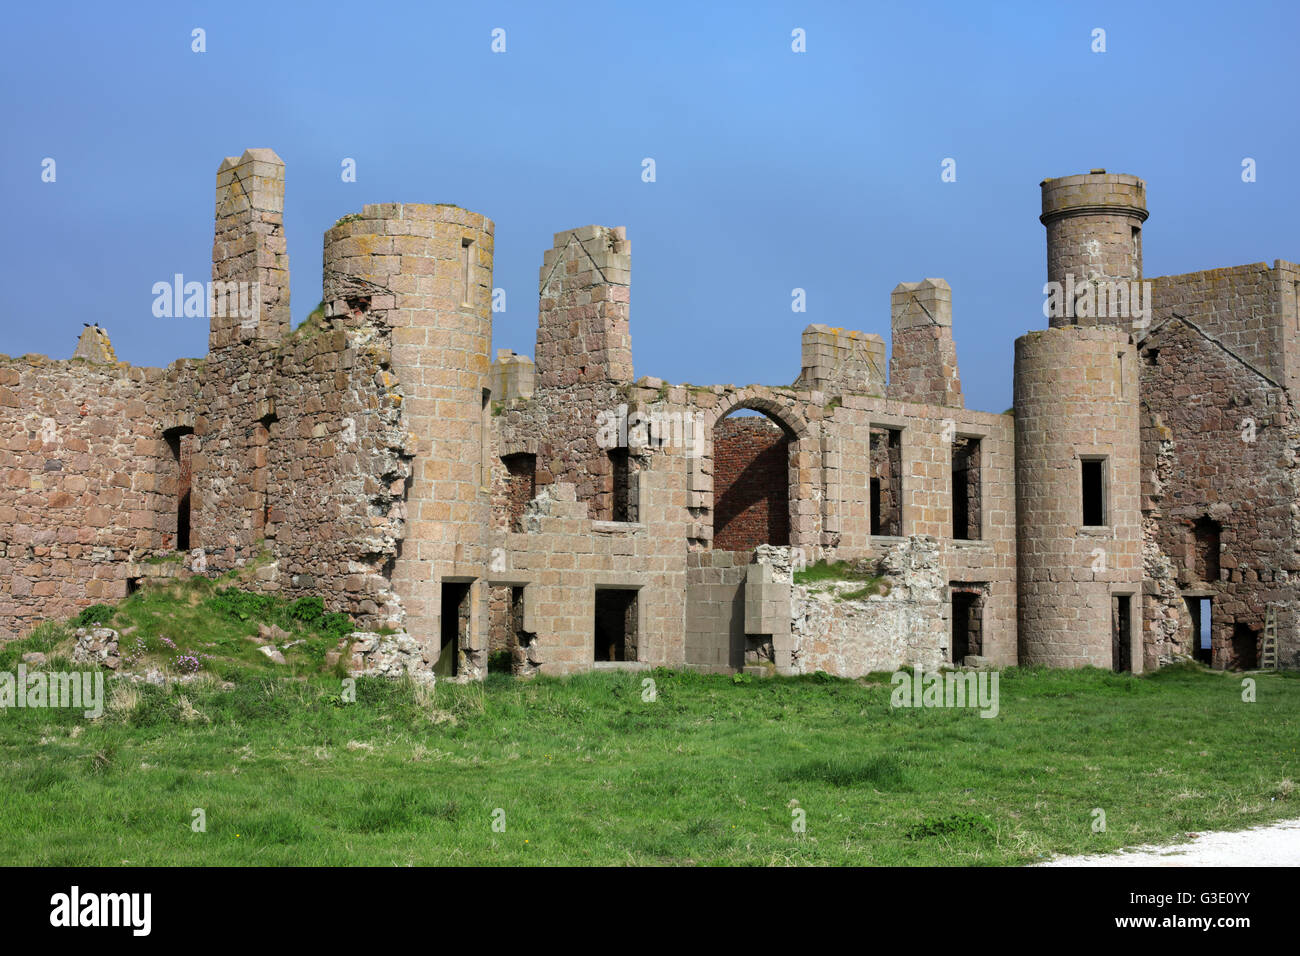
[1,576,362,682]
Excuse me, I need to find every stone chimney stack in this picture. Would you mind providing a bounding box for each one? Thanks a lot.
[887,278,962,408]
[210,148,290,351]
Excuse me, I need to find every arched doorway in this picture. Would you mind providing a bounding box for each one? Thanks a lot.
[711,408,795,551]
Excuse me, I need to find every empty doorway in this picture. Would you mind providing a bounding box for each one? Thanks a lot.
[950,586,985,665]
[438,582,471,677]
[594,588,638,662]
[1186,596,1212,665]
[1111,594,1132,672]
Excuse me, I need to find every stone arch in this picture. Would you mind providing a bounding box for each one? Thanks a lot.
[690,389,820,551]
[701,393,812,440]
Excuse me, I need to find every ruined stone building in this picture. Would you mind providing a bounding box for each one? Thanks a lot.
[2,151,1297,678]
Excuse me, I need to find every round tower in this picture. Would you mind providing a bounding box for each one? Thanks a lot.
[1040,170,1148,329]
[1014,325,1142,668]
[324,203,494,673]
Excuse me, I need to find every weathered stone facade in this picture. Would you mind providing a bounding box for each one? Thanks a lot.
[2,155,1296,677]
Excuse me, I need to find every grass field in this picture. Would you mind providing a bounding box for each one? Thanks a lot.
[0,582,1297,865]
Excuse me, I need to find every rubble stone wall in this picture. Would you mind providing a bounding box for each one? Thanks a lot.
[791,536,949,675]
[1138,317,1300,670]
[0,353,190,637]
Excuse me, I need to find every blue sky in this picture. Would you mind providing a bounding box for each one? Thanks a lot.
[3,1,1296,413]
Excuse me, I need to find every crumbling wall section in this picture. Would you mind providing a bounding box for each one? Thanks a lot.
[1139,317,1300,669]
[266,304,414,626]
[190,303,415,629]
[791,536,948,675]
[0,351,200,638]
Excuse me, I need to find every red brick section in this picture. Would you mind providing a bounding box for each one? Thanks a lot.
[712,416,790,551]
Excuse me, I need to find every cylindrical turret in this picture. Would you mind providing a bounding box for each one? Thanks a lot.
[1041,171,1148,329]
[1014,325,1142,667]
[324,203,494,671]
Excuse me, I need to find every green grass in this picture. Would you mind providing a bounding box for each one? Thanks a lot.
[793,559,876,585]
[793,559,889,600]
[0,634,1296,864]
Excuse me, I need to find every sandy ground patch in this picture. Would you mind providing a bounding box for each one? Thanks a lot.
[1038,818,1300,866]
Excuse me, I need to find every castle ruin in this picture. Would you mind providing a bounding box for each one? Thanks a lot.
[2,152,1297,678]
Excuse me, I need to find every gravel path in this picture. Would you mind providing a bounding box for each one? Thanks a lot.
[1038,817,1300,866]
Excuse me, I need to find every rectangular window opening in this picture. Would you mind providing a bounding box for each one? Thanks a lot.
[164,427,196,551]
[608,448,632,522]
[952,437,981,540]
[252,414,276,537]
[502,453,536,533]
[487,584,534,674]
[594,588,638,662]
[870,426,902,536]
[1081,457,1106,526]
[1190,515,1221,583]
[461,237,474,306]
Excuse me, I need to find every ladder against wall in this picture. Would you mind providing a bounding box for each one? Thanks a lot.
[1261,605,1279,670]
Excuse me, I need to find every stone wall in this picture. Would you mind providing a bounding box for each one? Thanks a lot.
[684,551,747,670]
[1150,261,1300,395]
[822,395,1018,666]
[797,324,886,395]
[1139,316,1300,670]
[535,226,631,389]
[485,462,689,674]
[0,350,193,637]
